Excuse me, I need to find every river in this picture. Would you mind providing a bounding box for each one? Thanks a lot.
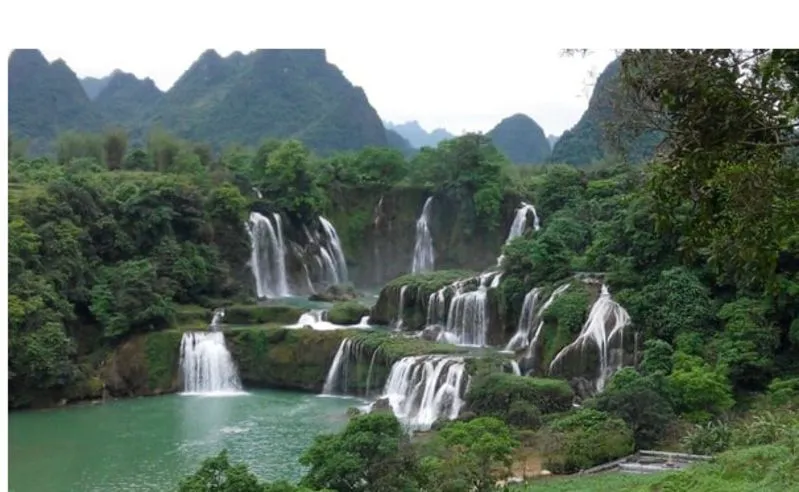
[8,390,363,492]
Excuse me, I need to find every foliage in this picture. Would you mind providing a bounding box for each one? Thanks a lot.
[542,408,635,473]
[667,352,735,422]
[427,417,519,492]
[465,372,573,418]
[299,412,426,492]
[591,368,676,448]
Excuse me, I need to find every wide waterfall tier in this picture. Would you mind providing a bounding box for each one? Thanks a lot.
[179,332,245,395]
[548,283,631,393]
[380,355,468,431]
[426,271,500,347]
[411,197,435,274]
[322,337,382,397]
[246,212,291,298]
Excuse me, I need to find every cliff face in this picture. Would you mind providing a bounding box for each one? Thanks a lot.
[323,186,527,288]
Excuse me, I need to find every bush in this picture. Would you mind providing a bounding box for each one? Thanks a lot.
[542,408,635,474]
[466,372,573,419]
[327,301,369,325]
[592,368,676,449]
[507,400,542,429]
[681,420,733,455]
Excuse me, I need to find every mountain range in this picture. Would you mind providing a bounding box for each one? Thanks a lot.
[384,120,454,149]
[8,49,389,155]
[8,49,658,165]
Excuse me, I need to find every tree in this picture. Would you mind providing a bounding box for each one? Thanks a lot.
[178,450,267,492]
[299,412,425,492]
[614,49,799,288]
[103,128,128,170]
[430,417,519,492]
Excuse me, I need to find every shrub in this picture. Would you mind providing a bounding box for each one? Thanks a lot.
[223,305,304,325]
[542,408,635,474]
[466,372,573,419]
[327,301,369,325]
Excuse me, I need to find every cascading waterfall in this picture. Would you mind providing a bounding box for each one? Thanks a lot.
[525,283,572,359]
[319,217,348,284]
[246,212,291,298]
[322,338,375,396]
[548,284,631,393]
[411,197,435,273]
[498,202,541,266]
[395,285,409,330]
[209,308,225,332]
[426,287,448,326]
[505,288,542,351]
[288,310,371,331]
[380,355,468,431]
[179,332,244,395]
[441,272,498,346]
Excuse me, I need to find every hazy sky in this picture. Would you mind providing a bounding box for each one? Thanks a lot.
[36,47,617,137]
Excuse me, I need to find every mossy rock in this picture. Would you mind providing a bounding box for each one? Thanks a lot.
[309,283,358,302]
[103,330,183,397]
[370,270,475,329]
[223,304,305,325]
[328,301,370,325]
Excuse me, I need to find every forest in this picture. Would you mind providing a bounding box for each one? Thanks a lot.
[8,49,799,491]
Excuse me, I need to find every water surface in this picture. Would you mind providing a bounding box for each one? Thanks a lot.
[9,390,362,492]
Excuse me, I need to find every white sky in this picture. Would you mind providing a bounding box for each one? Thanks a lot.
[38,46,616,137]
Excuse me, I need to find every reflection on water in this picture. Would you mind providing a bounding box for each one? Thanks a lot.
[9,390,359,492]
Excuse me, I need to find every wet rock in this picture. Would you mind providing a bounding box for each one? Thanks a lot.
[309,284,358,302]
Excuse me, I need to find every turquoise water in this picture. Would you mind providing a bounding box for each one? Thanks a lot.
[8,390,364,492]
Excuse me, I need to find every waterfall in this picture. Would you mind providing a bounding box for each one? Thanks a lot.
[548,284,631,393]
[380,355,468,431]
[508,360,521,376]
[411,197,435,273]
[319,247,340,285]
[395,285,408,330]
[209,308,225,332]
[252,187,263,199]
[498,202,541,266]
[246,212,291,298]
[319,217,348,284]
[288,310,370,331]
[322,338,374,395]
[506,202,541,243]
[527,283,571,357]
[441,272,498,346]
[179,332,244,395]
[505,288,542,351]
[426,287,448,326]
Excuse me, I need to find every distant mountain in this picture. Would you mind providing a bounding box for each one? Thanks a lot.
[547,134,560,149]
[80,75,113,100]
[385,120,454,148]
[94,70,163,130]
[385,129,417,158]
[486,113,551,165]
[8,49,100,152]
[9,49,389,155]
[550,59,661,166]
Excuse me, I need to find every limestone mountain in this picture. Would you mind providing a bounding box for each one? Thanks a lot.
[8,49,100,153]
[9,48,389,155]
[94,70,163,131]
[385,128,417,158]
[550,58,661,165]
[385,120,454,148]
[486,113,551,165]
[80,75,113,100]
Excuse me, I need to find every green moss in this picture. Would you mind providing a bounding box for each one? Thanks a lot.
[387,270,476,291]
[144,330,183,392]
[466,372,574,419]
[328,301,370,325]
[174,304,212,325]
[223,304,305,325]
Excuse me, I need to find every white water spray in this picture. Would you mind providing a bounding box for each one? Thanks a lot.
[548,284,630,393]
[380,355,468,431]
[411,197,435,273]
[179,332,244,395]
[246,212,291,298]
